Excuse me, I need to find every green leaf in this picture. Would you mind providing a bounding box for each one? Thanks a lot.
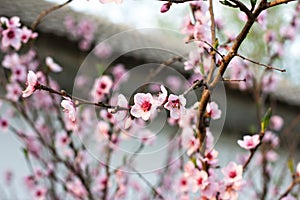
[250,0,257,9]
[96,63,105,76]
[214,38,219,49]
[261,108,272,131]
[219,0,238,8]
[22,148,29,160]
[287,159,294,174]
[199,63,205,75]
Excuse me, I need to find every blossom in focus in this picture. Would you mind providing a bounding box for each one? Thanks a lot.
[61,97,76,122]
[192,170,209,192]
[222,162,243,183]
[22,71,38,98]
[155,85,168,106]
[45,57,62,72]
[131,93,155,121]
[237,134,260,150]
[164,94,186,120]
[206,101,221,120]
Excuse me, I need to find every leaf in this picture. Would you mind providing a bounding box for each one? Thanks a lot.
[199,63,205,75]
[287,159,294,174]
[219,0,238,8]
[22,148,29,160]
[261,107,272,131]
[250,0,257,9]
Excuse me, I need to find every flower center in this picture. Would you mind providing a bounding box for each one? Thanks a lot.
[7,30,15,39]
[141,101,152,112]
[171,99,180,108]
[229,171,237,179]
[100,83,107,89]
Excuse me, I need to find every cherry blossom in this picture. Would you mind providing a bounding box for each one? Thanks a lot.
[192,170,209,192]
[160,3,171,13]
[154,85,168,106]
[237,134,260,150]
[22,71,38,98]
[33,186,47,200]
[0,118,9,132]
[45,56,62,72]
[269,115,284,131]
[91,75,113,101]
[131,93,155,121]
[222,162,243,183]
[282,194,297,200]
[206,101,221,120]
[164,94,186,120]
[6,83,22,102]
[61,97,76,122]
[1,27,22,50]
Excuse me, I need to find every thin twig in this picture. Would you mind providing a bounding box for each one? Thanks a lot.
[31,0,73,30]
[236,54,286,72]
[277,177,300,199]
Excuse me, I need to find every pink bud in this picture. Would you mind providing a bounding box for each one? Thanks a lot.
[160,3,171,13]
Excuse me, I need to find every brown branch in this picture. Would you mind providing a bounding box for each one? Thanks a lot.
[267,0,297,8]
[228,0,255,19]
[278,177,300,200]
[236,54,286,72]
[36,84,129,112]
[31,0,73,30]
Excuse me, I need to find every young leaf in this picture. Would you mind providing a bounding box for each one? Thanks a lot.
[261,107,272,132]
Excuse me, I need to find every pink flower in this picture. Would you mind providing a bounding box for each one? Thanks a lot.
[11,65,26,82]
[1,27,22,50]
[237,134,260,150]
[181,127,199,156]
[155,85,168,106]
[94,42,112,59]
[66,179,87,198]
[45,57,62,72]
[269,115,284,131]
[61,97,76,122]
[22,71,38,98]
[222,162,243,183]
[160,3,171,13]
[0,16,21,28]
[192,170,209,192]
[164,94,186,120]
[131,93,155,121]
[0,118,9,132]
[6,83,22,102]
[21,26,38,43]
[33,186,47,200]
[91,75,113,101]
[206,101,221,120]
[55,131,70,147]
[262,73,280,93]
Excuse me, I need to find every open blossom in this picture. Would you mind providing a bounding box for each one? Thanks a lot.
[206,101,221,120]
[1,26,22,50]
[164,94,186,120]
[237,134,260,150]
[22,71,38,98]
[131,93,156,121]
[91,75,113,101]
[6,83,22,102]
[192,170,209,192]
[33,186,47,200]
[222,162,243,183]
[45,57,62,72]
[61,97,76,122]
[155,85,168,106]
